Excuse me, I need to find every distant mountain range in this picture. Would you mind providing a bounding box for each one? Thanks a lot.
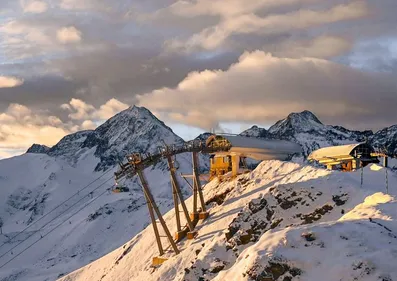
[28,107,397,164]
[241,110,396,157]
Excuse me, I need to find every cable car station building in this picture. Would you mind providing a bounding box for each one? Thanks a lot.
[205,135,302,180]
[308,143,379,171]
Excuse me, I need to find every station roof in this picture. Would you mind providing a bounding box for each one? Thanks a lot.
[207,134,302,161]
[308,143,367,161]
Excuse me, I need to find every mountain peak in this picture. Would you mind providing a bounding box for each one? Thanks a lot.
[26,143,50,154]
[269,110,323,135]
[47,105,184,171]
[286,110,323,125]
[240,125,270,139]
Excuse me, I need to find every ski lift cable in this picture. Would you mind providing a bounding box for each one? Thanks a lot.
[0,186,112,270]
[0,175,114,261]
[0,168,114,250]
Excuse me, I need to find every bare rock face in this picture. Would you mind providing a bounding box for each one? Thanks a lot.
[26,144,50,154]
[369,125,397,156]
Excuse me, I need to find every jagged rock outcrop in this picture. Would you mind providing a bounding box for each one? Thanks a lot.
[26,144,50,154]
[369,125,397,156]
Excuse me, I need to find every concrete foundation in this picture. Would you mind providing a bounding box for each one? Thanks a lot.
[174,230,187,242]
[152,256,168,266]
[187,231,198,240]
[199,212,209,220]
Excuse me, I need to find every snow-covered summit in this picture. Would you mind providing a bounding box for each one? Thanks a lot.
[269,110,324,135]
[48,105,185,171]
[240,125,271,139]
[243,110,373,156]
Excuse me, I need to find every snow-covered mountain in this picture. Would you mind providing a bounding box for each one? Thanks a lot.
[48,106,185,171]
[369,125,397,156]
[242,110,374,156]
[1,106,397,281]
[58,160,397,281]
[0,106,194,281]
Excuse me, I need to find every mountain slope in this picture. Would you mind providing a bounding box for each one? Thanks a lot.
[0,106,194,281]
[369,125,397,156]
[48,106,184,171]
[58,160,397,281]
[242,110,373,156]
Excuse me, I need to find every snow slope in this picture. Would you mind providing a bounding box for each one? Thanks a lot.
[0,106,195,281]
[59,160,397,281]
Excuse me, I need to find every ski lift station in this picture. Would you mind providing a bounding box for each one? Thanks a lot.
[206,135,302,179]
[308,143,380,171]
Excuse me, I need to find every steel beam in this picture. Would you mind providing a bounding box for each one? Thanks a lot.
[143,189,163,256]
[192,152,206,213]
[167,155,194,231]
[137,169,180,255]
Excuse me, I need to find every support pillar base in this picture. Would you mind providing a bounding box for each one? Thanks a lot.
[187,231,198,240]
[152,256,168,266]
[199,212,209,220]
[190,212,199,221]
[174,230,187,242]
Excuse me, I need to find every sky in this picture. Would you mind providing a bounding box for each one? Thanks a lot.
[0,0,397,159]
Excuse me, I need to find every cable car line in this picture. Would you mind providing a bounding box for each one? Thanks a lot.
[0,168,113,250]
[0,176,114,262]
[0,186,112,270]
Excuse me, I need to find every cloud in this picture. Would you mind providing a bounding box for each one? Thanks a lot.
[0,76,24,88]
[93,98,129,119]
[56,26,82,44]
[21,0,48,13]
[168,2,369,51]
[0,103,71,151]
[61,98,129,121]
[81,120,96,130]
[137,51,397,130]
[267,36,353,59]
[1,0,397,153]
[0,98,129,157]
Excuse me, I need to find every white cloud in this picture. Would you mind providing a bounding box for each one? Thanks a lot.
[61,98,95,120]
[93,98,129,119]
[0,76,24,88]
[61,98,129,121]
[56,26,82,44]
[0,103,71,151]
[81,120,96,130]
[137,51,397,130]
[21,0,48,13]
[0,98,128,157]
[168,1,368,51]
